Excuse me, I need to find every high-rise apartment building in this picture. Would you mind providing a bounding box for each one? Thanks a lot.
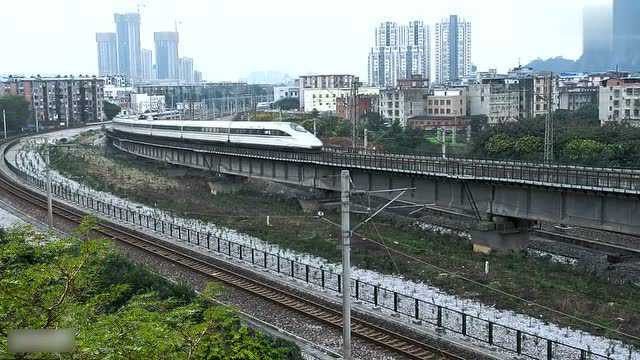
[612,0,640,69]
[114,13,142,80]
[2,76,105,125]
[580,4,612,71]
[96,33,118,76]
[434,15,472,84]
[179,57,194,82]
[140,49,153,81]
[368,21,430,88]
[154,32,180,80]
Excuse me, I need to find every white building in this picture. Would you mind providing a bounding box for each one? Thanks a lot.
[298,74,356,111]
[468,80,521,125]
[130,93,166,114]
[303,88,351,113]
[368,21,430,88]
[434,15,472,84]
[599,77,640,125]
[303,86,379,114]
[378,75,429,126]
[273,86,299,102]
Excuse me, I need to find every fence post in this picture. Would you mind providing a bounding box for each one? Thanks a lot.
[414,299,420,320]
[462,313,467,336]
[321,269,325,288]
[488,322,494,345]
[227,242,231,256]
[305,264,309,283]
[373,286,378,307]
[437,306,443,328]
[277,255,280,273]
[251,248,255,264]
[393,292,398,312]
[516,330,522,354]
[217,237,221,253]
[263,251,267,268]
[196,231,200,246]
[170,223,173,237]
[355,279,359,299]
[290,260,294,277]
[546,340,553,360]
[337,274,341,293]
[239,245,243,260]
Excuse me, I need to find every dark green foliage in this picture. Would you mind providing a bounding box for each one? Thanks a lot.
[0,223,302,358]
[0,95,30,131]
[103,101,121,120]
[468,105,640,167]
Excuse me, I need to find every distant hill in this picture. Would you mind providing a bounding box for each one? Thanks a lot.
[525,57,580,72]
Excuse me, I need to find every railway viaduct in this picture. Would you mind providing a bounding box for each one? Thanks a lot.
[107,131,640,251]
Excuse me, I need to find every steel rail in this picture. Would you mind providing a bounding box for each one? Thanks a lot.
[0,139,467,360]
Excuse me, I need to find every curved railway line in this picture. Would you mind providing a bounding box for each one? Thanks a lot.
[0,135,468,360]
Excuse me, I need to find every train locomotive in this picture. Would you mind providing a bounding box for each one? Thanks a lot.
[110,117,323,151]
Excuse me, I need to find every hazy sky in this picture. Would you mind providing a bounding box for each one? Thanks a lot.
[1,0,610,81]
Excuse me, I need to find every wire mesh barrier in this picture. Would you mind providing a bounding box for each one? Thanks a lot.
[9,161,631,360]
[109,132,640,195]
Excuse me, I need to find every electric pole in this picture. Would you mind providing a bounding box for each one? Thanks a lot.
[45,143,53,229]
[340,170,352,360]
[544,73,554,162]
[3,109,6,139]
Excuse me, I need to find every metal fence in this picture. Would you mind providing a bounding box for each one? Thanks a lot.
[10,162,628,360]
[110,132,640,195]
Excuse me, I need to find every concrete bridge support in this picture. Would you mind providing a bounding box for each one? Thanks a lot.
[470,216,534,254]
[107,134,640,251]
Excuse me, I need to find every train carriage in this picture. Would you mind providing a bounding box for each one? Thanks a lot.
[110,117,323,151]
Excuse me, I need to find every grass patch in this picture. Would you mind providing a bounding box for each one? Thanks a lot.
[47,133,640,347]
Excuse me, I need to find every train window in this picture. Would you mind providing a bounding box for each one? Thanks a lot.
[184,126,203,132]
[289,123,307,132]
[152,125,180,131]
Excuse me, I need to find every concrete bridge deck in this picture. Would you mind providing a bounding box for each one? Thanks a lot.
[106,130,640,248]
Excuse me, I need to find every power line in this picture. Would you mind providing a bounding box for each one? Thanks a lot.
[319,216,640,343]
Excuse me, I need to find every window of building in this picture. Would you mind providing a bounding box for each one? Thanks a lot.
[626,99,631,106]
[625,109,631,117]
[614,90,621,97]
[626,88,633,95]
[635,109,639,117]
[446,100,451,105]
[614,100,620,107]
[446,108,451,114]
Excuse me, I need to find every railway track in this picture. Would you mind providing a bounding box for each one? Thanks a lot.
[0,139,466,360]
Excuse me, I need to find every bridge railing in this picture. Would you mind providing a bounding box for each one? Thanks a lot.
[109,132,640,194]
[9,158,632,360]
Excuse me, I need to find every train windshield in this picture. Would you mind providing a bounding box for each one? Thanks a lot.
[289,123,307,132]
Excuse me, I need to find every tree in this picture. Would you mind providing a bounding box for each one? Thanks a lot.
[0,220,302,358]
[362,112,386,133]
[103,101,121,120]
[272,97,299,111]
[485,134,515,157]
[0,95,30,132]
[562,139,613,165]
[514,135,543,160]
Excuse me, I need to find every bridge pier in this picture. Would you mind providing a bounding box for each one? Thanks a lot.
[470,216,533,254]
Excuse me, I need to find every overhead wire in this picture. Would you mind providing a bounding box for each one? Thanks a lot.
[319,216,640,343]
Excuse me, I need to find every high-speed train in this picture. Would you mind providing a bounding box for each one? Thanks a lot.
[110,118,323,150]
